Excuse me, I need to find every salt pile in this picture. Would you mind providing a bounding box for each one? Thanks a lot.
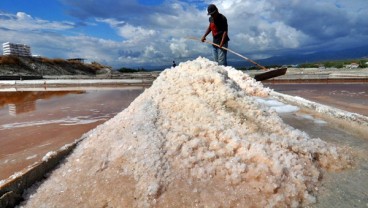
[20,57,351,208]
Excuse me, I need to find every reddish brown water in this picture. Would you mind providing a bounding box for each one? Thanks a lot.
[264,83,367,116]
[0,88,145,180]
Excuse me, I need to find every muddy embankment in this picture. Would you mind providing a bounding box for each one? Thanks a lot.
[0,55,164,82]
[0,56,111,79]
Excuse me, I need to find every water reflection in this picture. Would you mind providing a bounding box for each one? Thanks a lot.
[0,91,85,116]
[8,101,36,116]
[0,88,145,181]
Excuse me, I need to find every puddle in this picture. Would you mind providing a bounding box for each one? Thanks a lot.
[0,87,145,180]
[264,83,368,116]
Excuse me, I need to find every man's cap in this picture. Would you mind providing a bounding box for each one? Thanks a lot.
[207,4,218,15]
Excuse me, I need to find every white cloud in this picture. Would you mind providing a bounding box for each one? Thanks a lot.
[170,39,190,58]
[1,0,368,68]
[16,12,32,20]
[95,18,125,27]
[0,11,74,31]
[119,24,156,40]
[273,22,307,48]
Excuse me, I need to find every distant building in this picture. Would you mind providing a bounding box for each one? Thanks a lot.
[2,42,32,56]
[345,63,359,69]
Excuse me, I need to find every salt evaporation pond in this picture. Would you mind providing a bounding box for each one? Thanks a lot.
[19,57,352,207]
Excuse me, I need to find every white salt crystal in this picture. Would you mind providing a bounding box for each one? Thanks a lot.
[42,151,57,162]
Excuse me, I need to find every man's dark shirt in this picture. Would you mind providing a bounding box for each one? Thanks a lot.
[209,13,230,45]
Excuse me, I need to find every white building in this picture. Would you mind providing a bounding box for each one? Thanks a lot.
[2,42,32,56]
[344,62,360,69]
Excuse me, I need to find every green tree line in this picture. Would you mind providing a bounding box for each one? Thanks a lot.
[117,67,148,73]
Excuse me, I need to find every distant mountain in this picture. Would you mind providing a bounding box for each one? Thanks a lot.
[123,45,368,70]
[230,45,368,67]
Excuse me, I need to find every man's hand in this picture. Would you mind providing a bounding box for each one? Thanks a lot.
[201,36,206,42]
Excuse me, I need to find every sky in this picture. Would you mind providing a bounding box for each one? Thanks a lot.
[0,0,367,69]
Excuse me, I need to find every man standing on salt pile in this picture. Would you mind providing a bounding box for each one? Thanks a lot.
[201,4,230,66]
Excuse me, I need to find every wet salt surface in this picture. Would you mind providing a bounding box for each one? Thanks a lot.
[0,88,144,180]
[18,58,360,208]
[264,83,368,116]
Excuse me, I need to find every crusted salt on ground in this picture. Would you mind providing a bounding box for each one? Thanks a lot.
[20,57,350,208]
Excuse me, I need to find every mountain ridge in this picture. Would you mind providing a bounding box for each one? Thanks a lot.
[229,44,368,67]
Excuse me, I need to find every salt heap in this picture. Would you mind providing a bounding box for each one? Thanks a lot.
[21,57,351,208]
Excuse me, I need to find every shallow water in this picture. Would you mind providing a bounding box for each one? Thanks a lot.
[0,87,144,180]
[264,83,368,116]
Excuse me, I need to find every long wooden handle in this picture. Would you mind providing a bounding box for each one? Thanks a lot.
[187,37,267,70]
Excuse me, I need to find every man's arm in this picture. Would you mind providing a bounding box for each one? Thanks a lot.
[201,25,211,42]
[220,31,227,48]
[219,15,228,48]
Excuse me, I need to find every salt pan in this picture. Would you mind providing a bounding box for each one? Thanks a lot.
[20,57,351,208]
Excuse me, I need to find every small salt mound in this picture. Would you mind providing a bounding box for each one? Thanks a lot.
[20,57,351,208]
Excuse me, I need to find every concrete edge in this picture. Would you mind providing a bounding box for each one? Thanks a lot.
[262,77,368,83]
[0,136,86,208]
[0,86,146,92]
[0,79,154,87]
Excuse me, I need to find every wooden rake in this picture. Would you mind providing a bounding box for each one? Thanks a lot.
[186,37,287,81]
